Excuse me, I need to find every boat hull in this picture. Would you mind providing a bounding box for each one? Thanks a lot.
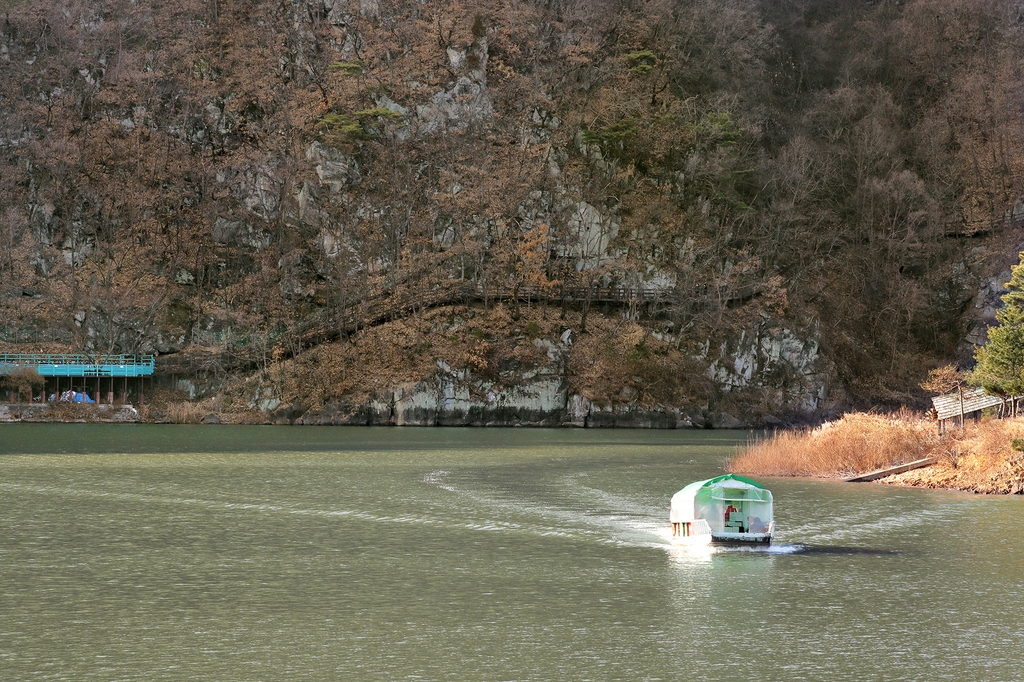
[669,532,772,547]
[710,531,772,546]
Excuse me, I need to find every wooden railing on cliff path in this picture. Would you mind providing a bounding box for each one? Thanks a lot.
[291,280,759,349]
[154,278,760,374]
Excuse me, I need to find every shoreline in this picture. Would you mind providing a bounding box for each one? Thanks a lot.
[728,411,1024,496]
[9,405,1020,495]
[0,403,143,424]
[0,399,763,429]
[0,403,748,429]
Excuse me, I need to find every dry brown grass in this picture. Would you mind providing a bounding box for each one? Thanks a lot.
[218,408,270,425]
[36,402,100,422]
[730,411,1024,493]
[147,395,269,425]
[162,401,207,424]
[888,418,1024,493]
[0,341,74,354]
[139,387,245,424]
[730,411,939,478]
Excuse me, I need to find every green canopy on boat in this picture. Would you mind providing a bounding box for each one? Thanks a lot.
[670,474,773,530]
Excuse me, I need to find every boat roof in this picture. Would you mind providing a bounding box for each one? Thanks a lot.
[670,474,771,523]
[675,474,768,495]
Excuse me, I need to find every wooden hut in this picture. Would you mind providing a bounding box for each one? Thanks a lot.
[931,386,1005,432]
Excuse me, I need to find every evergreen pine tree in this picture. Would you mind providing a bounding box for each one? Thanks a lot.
[972,252,1024,398]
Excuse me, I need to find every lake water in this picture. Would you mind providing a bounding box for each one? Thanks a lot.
[1,425,1022,680]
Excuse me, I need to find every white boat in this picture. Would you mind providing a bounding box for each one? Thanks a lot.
[670,474,774,546]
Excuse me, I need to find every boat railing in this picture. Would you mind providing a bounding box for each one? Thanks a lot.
[692,519,712,536]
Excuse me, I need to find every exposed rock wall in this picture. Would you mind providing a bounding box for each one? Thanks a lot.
[263,320,834,428]
[6,0,1017,416]
[706,321,832,414]
[287,377,705,428]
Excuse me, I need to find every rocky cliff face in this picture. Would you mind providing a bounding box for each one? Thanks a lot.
[214,304,835,427]
[3,0,1024,422]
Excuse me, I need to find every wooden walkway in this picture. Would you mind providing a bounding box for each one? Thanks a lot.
[0,353,155,377]
[155,276,763,373]
[844,457,939,482]
[294,280,760,347]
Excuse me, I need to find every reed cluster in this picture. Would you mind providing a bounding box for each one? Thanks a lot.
[162,401,207,424]
[154,400,268,425]
[729,412,1024,493]
[730,411,939,478]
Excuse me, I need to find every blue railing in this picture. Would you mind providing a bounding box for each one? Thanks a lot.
[0,354,155,377]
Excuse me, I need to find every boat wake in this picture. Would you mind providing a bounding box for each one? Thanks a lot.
[777,544,902,556]
[1,478,655,546]
[7,470,882,555]
[417,468,686,548]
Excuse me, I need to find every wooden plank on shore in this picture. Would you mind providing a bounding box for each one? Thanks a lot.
[845,457,939,482]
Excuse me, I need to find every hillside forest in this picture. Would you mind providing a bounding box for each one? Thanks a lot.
[3,0,1024,422]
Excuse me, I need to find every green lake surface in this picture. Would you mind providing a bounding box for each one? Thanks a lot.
[1,424,1022,680]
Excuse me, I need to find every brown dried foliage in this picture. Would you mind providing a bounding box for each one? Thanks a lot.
[730,411,939,478]
[275,303,563,410]
[731,412,1024,494]
[2,0,1024,408]
[566,315,711,408]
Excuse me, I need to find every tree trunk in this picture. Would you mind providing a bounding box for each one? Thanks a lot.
[958,385,965,429]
